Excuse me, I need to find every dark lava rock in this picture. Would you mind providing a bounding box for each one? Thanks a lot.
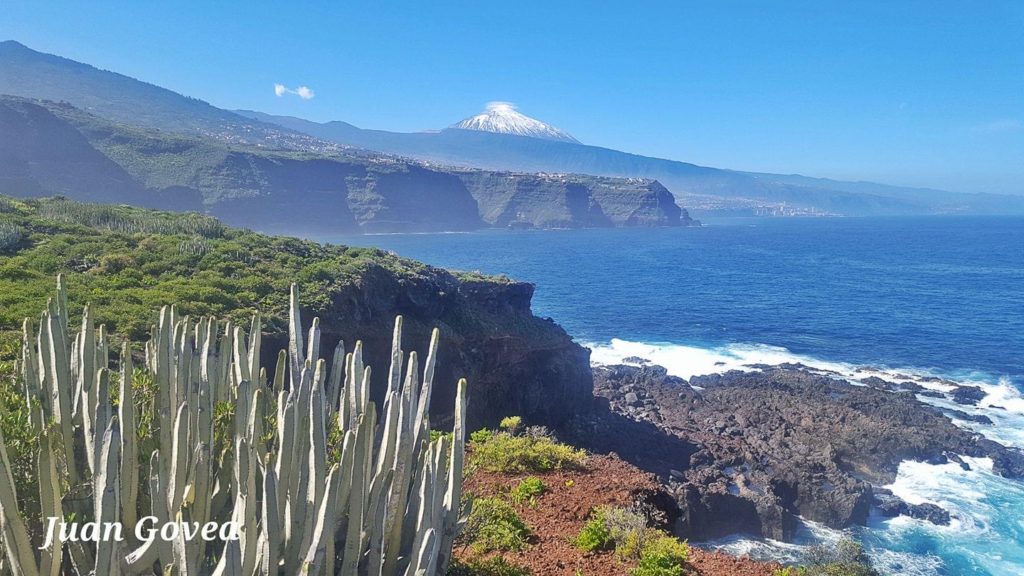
[951,385,987,405]
[873,493,950,525]
[573,364,1021,542]
[909,502,951,525]
[270,266,593,432]
[940,407,993,425]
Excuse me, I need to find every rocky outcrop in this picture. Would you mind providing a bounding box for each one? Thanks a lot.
[873,489,950,526]
[260,262,593,433]
[571,364,1024,542]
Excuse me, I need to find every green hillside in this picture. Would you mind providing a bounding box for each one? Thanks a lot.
[0,195,433,340]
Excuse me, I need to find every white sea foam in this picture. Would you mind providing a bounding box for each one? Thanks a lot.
[868,549,944,576]
[872,457,1024,575]
[701,519,844,565]
[588,338,1024,574]
[587,338,1024,448]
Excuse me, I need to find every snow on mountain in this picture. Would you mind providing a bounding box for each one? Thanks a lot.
[450,101,579,143]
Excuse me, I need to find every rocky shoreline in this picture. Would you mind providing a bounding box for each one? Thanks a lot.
[566,362,1024,542]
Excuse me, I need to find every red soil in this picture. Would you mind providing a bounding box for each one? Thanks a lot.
[457,454,781,576]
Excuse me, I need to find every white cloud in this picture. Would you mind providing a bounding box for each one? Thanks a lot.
[274,83,315,100]
[486,101,516,112]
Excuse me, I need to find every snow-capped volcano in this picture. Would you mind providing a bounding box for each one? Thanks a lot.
[450,102,579,143]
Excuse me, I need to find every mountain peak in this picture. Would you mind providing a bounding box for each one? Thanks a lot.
[450,102,579,143]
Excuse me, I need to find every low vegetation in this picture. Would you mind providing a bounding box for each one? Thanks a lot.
[574,505,689,576]
[0,195,437,343]
[574,507,615,552]
[631,535,690,576]
[509,476,547,507]
[461,496,533,553]
[468,418,587,474]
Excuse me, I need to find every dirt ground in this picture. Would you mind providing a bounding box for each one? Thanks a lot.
[457,454,781,576]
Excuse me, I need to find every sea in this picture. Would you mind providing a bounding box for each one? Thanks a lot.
[318,216,1024,576]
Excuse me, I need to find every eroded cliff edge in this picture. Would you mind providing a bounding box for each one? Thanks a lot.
[270,263,595,433]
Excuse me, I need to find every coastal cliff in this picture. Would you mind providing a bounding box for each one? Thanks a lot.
[0,95,691,234]
[274,263,595,432]
[458,171,694,228]
[0,196,593,432]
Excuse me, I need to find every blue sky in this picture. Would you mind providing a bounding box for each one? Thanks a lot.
[3,1,1023,195]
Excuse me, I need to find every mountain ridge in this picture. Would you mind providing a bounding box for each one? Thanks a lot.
[0,95,693,232]
[4,39,1022,217]
[235,113,1024,217]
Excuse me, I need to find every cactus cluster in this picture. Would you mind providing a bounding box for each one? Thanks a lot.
[0,222,22,251]
[0,275,468,575]
[37,200,225,238]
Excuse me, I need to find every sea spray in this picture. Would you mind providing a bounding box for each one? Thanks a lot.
[590,338,1024,575]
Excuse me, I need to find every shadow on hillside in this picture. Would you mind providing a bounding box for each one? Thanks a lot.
[565,397,699,480]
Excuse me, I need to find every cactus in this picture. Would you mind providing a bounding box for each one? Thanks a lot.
[0,276,470,575]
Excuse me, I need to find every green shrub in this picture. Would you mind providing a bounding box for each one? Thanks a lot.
[773,568,808,576]
[470,428,494,444]
[631,535,689,576]
[604,507,651,560]
[447,556,532,576]
[462,497,532,553]
[499,415,523,434]
[574,508,614,552]
[509,476,546,507]
[470,425,586,474]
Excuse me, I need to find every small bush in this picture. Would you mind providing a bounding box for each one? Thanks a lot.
[447,556,532,576]
[470,428,494,444]
[499,415,523,434]
[773,568,807,576]
[510,476,546,507]
[631,535,689,576]
[470,425,586,474]
[462,497,532,553]
[430,429,453,443]
[605,507,651,560]
[574,507,614,552]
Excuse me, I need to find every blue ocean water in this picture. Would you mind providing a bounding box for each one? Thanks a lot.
[320,216,1024,575]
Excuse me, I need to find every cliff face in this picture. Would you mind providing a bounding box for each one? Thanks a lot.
[459,172,693,228]
[263,262,594,432]
[0,96,691,234]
